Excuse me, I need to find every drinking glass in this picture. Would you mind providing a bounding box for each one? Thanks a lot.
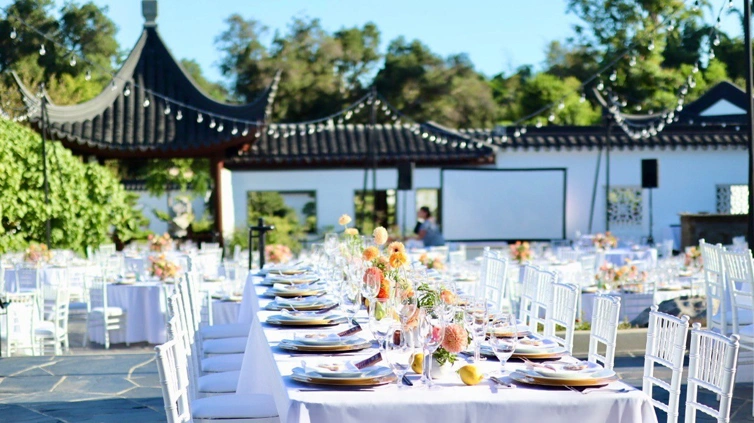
[419,307,446,389]
[369,298,396,350]
[467,298,489,362]
[324,233,339,258]
[487,313,518,375]
[384,326,413,389]
[339,279,362,325]
[362,265,381,301]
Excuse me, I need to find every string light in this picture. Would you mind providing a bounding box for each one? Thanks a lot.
[69,55,76,67]
[713,34,720,47]
[175,109,182,120]
[163,103,171,115]
[579,93,586,103]
[197,113,203,123]
[209,118,216,129]
[123,84,131,97]
[242,126,249,136]
[38,44,45,56]
[143,97,150,108]
[217,122,223,132]
[609,70,617,82]
[231,125,238,135]
[629,56,636,67]
[10,27,16,39]
[648,41,655,51]
[85,70,91,81]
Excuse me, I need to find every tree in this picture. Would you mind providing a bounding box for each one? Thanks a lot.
[0,118,147,253]
[180,59,229,102]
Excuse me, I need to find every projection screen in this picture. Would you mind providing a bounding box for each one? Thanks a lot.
[440,168,566,241]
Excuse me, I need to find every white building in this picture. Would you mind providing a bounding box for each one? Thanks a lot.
[220,82,749,248]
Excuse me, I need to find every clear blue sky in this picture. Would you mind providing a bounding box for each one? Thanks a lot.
[1,0,744,84]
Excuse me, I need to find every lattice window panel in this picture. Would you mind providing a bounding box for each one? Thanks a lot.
[716,184,749,215]
[608,186,643,226]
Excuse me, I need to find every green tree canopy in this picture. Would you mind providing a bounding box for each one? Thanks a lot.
[0,118,148,253]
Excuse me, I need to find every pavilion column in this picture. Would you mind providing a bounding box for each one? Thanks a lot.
[211,155,225,247]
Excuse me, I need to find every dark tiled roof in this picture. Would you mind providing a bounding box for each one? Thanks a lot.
[225,123,495,169]
[461,124,747,151]
[14,27,278,158]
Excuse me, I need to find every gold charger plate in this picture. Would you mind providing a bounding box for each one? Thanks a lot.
[266,302,334,311]
[263,290,325,298]
[511,349,568,360]
[278,340,371,353]
[266,318,341,327]
[488,329,532,339]
[291,373,396,387]
[509,371,618,387]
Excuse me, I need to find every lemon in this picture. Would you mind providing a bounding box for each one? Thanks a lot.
[458,365,484,386]
[410,352,424,374]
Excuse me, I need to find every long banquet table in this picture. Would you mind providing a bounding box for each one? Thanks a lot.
[233,274,658,423]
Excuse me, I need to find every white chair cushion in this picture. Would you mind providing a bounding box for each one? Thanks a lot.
[200,322,250,339]
[192,393,277,419]
[34,321,56,336]
[198,370,240,393]
[203,337,247,355]
[201,353,244,373]
[89,307,124,317]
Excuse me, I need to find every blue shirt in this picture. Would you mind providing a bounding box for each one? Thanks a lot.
[419,220,445,247]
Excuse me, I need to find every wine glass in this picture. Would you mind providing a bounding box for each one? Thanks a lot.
[339,278,362,326]
[466,298,489,362]
[384,326,413,389]
[324,233,339,258]
[369,297,396,350]
[362,265,381,301]
[419,307,446,390]
[487,313,518,375]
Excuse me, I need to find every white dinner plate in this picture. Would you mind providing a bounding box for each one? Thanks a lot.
[528,361,605,380]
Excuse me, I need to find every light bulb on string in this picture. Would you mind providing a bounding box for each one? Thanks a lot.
[558,101,565,110]
[635,105,642,111]
[110,80,117,91]
[39,44,45,56]
[535,120,542,128]
[242,126,249,136]
[692,63,699,73]
[85,70,91,81]
[713,34,720,47]
[217,123,224,132]
[232,126,238,135]
[123,84,131,97]
[10,27,17,40]
[709,48,715,60]
[729,0,734,8]
[143,98,150,108]
[609,71,617,82]
[716,16,721,29]
[209,118,216,128]
[520,126,527,135]
[692,0,699,11]
[667,21,674,31]
[69,55,76,67]
[197,113,204,123]
[164,103,171,115]
[176,110,183,121]
[648,41,655,51]
[629,56,636,67]
[579,93,586,103]
[548,113,556,122]
[513,129,521,138]
[597,80,604,91]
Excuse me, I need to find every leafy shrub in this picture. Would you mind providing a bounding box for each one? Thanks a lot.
[0,119,148,253]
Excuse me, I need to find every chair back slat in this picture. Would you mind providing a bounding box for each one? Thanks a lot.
[699,240,729,334]
[588,294,621,370]
[154,339,191,423]
[545,282,578,352]
[481,252,509,314]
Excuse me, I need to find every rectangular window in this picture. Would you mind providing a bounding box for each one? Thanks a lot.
[354,190,396,234]
[247,190,317,234]
[717,184,749,215]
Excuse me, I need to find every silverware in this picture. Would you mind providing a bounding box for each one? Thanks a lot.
[489,376,514,388]
[581,387,631,394]
[402,375,413,386]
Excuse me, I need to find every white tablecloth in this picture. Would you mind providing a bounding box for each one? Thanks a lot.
[581,288,693,322]
[4,265,97,292]
[235,276,658,423]
[87,282,167,345]
[604,248,658,267]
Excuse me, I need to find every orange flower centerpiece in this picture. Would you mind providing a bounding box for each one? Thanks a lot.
[265,244,293,264]
[510,241,532,264]
[595,261,648,292]
[684,247,703,269]
[25,243,52,265]
[149,254,180,281]
[419,253,445,270]
[148,233,172,253]
[338,214,362,258]
[593,232,618,250]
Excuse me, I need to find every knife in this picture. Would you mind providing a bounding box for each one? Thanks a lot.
[402,375,413,386]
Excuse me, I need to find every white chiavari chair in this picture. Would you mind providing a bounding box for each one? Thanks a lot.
[155,336,279,423]
[643,306,690,423]
[2,292,39,356]
[35,283,70,355]
[84,275,128,349]
[14,263,41,293]
[178,279,244,357]
[480,252,509,314]
[544,282,578,353]
[556,247,581,263]
[519,265,556,338]
[587,294,621,370]
[98,243,116,256]
[684,323,739,423]
[699,240,740,335]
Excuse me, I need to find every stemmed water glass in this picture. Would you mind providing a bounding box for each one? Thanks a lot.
[339,278,362,326]
[362,264,381,302]
[487,313,518,376]
[465,298,489,362]
[384,326,413,389]
[369,297,396,350]
[419,307,446,390]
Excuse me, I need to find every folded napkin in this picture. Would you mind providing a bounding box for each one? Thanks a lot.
[294,332,342,343]
[272,283,314,291]
[274,296,319,306]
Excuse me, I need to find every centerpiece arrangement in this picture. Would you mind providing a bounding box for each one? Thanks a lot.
[148,233,172,253]
[266,244,293,264]
[595,261,648,292]
[418,252,445,270]
[593,232,618,250]
[510,241,532,264]
[684,246,703,269]
[338,214,363,258]
[149,254,180,281]
[24,243,52,265]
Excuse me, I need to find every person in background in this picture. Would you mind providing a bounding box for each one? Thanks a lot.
[416,206,445,247]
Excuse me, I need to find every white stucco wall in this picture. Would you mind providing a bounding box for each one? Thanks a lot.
[226,147,747,241]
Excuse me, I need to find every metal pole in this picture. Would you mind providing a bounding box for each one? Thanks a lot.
[648,188,654,245]
[605,118,612,232]
[588,147,603,233]
[745,0,754,244]
[370,86,378,229]
[41,96,51,247]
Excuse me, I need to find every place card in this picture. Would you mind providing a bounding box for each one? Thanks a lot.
[338,322,362,337]
[353,352,382,370]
